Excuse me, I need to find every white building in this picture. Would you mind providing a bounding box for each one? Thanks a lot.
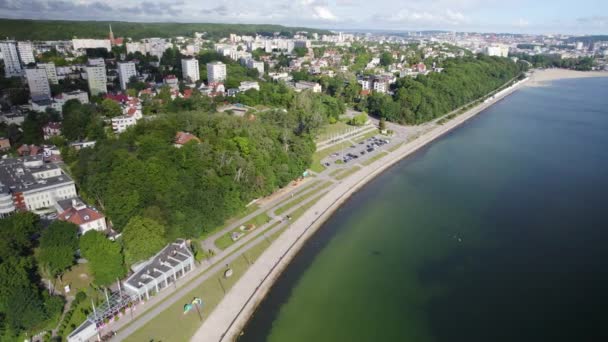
[53,90,89,112]
[56,198,107,234]
[246,59,264,74]
[239,81,260,92]
[207,61,227,83]
[117,62,137,90]
[37,62,59,84]
[111,115,138,133]
[0,41,22,77]
[25,67,51,101]
[484,45,510,58]
[72,39,111,51]
[17,41,35,65]
[85,65,107,96]
[0,156,77,214]
[123,239,195,301]
[181,58,200,83]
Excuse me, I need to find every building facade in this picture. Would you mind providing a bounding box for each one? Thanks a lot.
[181,58,200,83]
[118,62,137,90]
[207,61,226,83]
[25,67,51,101]
[38,62,59,84]
[0,41,23,77]
[17,41,35,65]
[85,65,107,96]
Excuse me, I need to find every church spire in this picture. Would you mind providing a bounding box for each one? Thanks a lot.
[109,24,114,43]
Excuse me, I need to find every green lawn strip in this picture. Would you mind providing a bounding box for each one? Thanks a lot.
[201,204,260,240]
[335,166,362,180]
[214,212,271,250]
[275,181,333,216]
[388,142,405,152]
[352,129,378,143]
[329,168,346,177]
[310,141,352,173]
[362,151,388,166]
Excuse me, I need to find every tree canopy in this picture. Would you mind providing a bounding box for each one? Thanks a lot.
[37,221,79,278]
[122,216,166,265]
[79,231,126,286]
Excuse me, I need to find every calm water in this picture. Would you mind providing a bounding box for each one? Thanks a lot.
[239,78,608,342]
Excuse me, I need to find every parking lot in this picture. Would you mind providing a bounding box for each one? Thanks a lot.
[321,135,392,167]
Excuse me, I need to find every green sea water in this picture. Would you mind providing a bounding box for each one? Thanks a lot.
[239,77,608,342]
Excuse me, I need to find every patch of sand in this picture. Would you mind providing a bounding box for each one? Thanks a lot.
[527,68,608,87]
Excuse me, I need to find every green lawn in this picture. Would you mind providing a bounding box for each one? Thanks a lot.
[201,204,260,240]
[60,263,93,295]
[275,181,333,216]
[329,168,346,177]
[214,212,271,250]
[362,151,388,166]
[335,166,362,180]
[310,141,352,173]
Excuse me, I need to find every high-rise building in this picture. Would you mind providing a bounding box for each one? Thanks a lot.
[0,41,22,77]
[181,58,200,83]
[206,61,226,83]
[85,64,107,96]
[117,62,137,90]
[25,67,51,101]
[37,62,59,84]
[17,41,35,65]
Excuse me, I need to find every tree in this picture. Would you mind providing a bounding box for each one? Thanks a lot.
[380,52,394,66]
[37,221,78,279]
[100,98,122,118]
[79,231,126,286]
[122,216,166,264]
[379,117,387,131]
[0,212,39,263]
[349,112,368,126]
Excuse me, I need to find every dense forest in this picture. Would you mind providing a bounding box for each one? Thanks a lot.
[70,108,318,239]
[359,55,525,124]
[0,19,331,41]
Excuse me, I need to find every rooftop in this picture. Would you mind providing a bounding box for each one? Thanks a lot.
[125,239,193,290]
[0,156,74,195]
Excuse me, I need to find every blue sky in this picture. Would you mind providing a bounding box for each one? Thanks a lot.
[0,0,607,34]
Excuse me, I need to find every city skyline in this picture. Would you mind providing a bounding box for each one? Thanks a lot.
[0,0,606,35]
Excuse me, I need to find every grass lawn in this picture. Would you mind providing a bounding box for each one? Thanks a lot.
[310,141,352,173]
[275,181,333,216]
[362,151,388,166]
[59,263,93,295]
[335,166,361,180]
[329,168,345,177]
[214,212,271,250]
[201,204,260,240]
[124,238,274,342]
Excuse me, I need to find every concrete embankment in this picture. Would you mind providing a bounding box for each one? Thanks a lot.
[191,77,528,342]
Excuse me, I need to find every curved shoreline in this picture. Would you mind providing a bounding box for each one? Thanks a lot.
[191,76,533,341]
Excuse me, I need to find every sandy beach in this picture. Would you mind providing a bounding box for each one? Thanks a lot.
[527,68,608,87]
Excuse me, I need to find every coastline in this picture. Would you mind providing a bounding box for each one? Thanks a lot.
[190,76,530,341]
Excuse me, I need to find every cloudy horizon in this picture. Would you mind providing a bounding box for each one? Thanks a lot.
[0,0,607,35]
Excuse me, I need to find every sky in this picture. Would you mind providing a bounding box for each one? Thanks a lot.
[0,0,607,35]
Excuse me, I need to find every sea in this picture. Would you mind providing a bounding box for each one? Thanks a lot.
[238,77,608,342]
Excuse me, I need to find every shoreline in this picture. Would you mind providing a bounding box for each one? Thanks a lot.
[191,76,530,341]
[526,68,608,87]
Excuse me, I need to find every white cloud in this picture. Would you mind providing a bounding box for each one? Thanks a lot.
[515,18,529,28]
[312,5,338,21]
[380,8,469,27]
